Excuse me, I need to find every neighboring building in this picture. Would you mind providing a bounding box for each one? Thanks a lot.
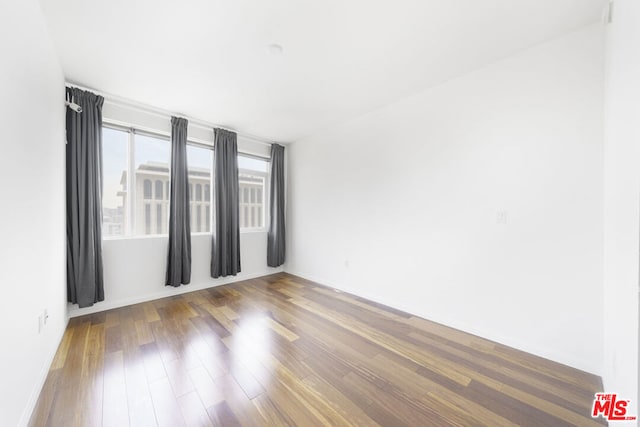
[238,172,266,230]
[107,161,267,236]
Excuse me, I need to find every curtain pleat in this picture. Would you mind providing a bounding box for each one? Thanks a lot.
[267,144,286,267]
[211,128,241,277]
[166,117,191,286]
[66,87,105,308]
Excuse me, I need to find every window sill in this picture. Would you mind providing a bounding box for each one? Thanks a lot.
[240,228,267,234]
[103,229,267,241]
[103,234,168,241]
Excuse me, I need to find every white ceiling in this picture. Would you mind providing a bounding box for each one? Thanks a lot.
[41,0,604,142]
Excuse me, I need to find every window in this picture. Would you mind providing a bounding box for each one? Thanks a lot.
[155,180,163,200]
[101,127,128,237]
[101,126,171,237]
[101,124,269,237]
[238,155,269,229]
[187,144,213,233]
[143,180,152,199]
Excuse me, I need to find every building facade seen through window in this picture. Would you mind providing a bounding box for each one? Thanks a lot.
[102,126,270,237]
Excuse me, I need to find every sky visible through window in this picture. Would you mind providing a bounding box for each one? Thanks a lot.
[187,145,212,169]
[238,155,268,172]
[134,134,170,169]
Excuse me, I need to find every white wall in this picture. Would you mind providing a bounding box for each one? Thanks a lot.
[70,233,280,317]
[0,1,67,426]
[69,103,282,317]
[603,0,640,423]
[286,25,605,374]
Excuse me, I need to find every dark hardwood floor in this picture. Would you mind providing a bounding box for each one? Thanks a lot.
[30,273,605,426]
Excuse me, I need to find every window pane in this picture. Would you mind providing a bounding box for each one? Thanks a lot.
[102,127,128,237]
[155,180,163,200]
[135,134,170,236]
[187,145,213,233]
[238,155,269,229]
[143,180,152,199]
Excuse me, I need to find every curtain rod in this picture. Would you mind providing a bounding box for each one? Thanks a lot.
[66,82,275,146]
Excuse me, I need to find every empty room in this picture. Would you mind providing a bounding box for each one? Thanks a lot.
[1,0,639,426]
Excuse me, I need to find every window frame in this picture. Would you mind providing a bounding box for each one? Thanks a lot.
[102,122,173,239]
[101,121,271,239]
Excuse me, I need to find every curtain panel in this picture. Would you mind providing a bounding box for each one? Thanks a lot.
[66,87,105,308]
[267,144,286,267]
[211,128,241,277]
[166,116,191,286]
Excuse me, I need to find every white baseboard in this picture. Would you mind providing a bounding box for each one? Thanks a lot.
[284,269,600,377]
[18,317,69,427]
[68,268,284,318]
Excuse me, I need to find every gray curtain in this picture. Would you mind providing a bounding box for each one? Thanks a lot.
[66,87,105,308]
[267,144,286,267]
[211,128,241,278]
[166,117,191,286]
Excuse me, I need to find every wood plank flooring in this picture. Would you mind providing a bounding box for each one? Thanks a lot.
[30,273,605,426]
